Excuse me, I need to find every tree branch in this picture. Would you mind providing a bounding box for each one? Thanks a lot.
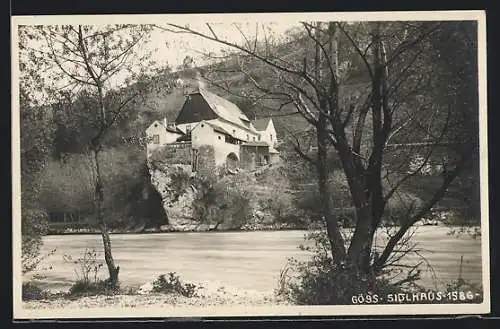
[373,154,469,272]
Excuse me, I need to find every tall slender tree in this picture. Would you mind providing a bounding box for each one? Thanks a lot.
[19,24,170,286]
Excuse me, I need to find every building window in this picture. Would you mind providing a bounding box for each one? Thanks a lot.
[270,134,273,141]
[258,135,261,141]
[253,136,256,141]
[186,124,191,134]
[153,134,160,144]
[247,134,249,140]
[218,136,221,140]
[201,124,204,127]
[233,129,236,134]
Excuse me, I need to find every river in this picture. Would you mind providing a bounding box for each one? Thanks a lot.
[27,227,483,294]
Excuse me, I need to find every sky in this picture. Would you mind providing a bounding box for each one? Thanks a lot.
[14,11,485,101]
[17,21,302,100]
[145,22,301,70]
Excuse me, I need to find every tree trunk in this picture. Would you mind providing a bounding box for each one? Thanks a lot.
[346,204,375,274]
[334,140,376,275]
[344,23,387,276]
[317,115,346,264]
[91,147,119,287]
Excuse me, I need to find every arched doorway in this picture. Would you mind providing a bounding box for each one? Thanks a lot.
[226,152,239,171]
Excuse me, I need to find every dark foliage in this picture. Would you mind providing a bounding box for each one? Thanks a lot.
[152,272,200,298]
[126,162,168,228]
[192,171,253,229]
[22,282,48,301]
[22,209,50,273]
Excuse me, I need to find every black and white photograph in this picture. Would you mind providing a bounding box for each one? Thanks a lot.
[11,11,489,318]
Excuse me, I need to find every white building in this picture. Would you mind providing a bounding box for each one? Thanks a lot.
[146,87,279,170]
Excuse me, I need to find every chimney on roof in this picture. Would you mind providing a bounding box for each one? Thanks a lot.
[163,117,167,127]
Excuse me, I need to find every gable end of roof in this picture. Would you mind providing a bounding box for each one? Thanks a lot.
[251,118,271,131]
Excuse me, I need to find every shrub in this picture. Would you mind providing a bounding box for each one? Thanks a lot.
[261,194,305,225]
[152,272,200,298]
[443,278,483,303]
[291,170,352,224]
[276,231,406,305]
[168,169,193,201]
[68,279,112,296]
[383,191,423,226]
[292,189,322,220]
[64,248,119,296]
[22,282,48,301]
[192,171,253,229]
[22,209,50,274]
[277,230,484,305]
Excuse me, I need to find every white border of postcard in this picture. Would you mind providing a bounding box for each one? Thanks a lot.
[11,10,489,318]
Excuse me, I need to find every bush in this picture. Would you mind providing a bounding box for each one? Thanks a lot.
[383,191,423,226]
[65,248,119,296]
[22,209,50,274]
[22,282,48,301]
[292,189,322,220]
[291,170,352,224]
[152,272,200,298]
[192,171,253,229]
[276,231,404,305]
[260,194,305,225]
[443,278,483,303]
[277,230,484,305]
[68,279,113,296]
[168,169,193,201]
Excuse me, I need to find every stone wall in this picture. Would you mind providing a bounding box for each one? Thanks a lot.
[150,142,193,165]
[193,145,216,172]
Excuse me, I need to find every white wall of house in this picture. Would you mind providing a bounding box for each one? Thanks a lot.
[145,120,181,156]
[212,131,241,167]
[191,121,216,149]
[191,121,241,167]
[177,117,260,143]
[257,119,278,147]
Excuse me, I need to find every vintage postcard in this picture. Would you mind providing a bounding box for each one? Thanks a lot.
[11,10,489,319]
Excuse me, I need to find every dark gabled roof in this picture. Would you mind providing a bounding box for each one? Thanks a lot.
[242,141,270,147]
[251,118,271,131]
[197,88,254,131]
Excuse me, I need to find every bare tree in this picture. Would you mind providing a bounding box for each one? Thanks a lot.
[19,24,169,286]
[155,21,477,278]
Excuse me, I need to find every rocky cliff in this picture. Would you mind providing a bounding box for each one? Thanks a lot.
[147,159,306,232]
